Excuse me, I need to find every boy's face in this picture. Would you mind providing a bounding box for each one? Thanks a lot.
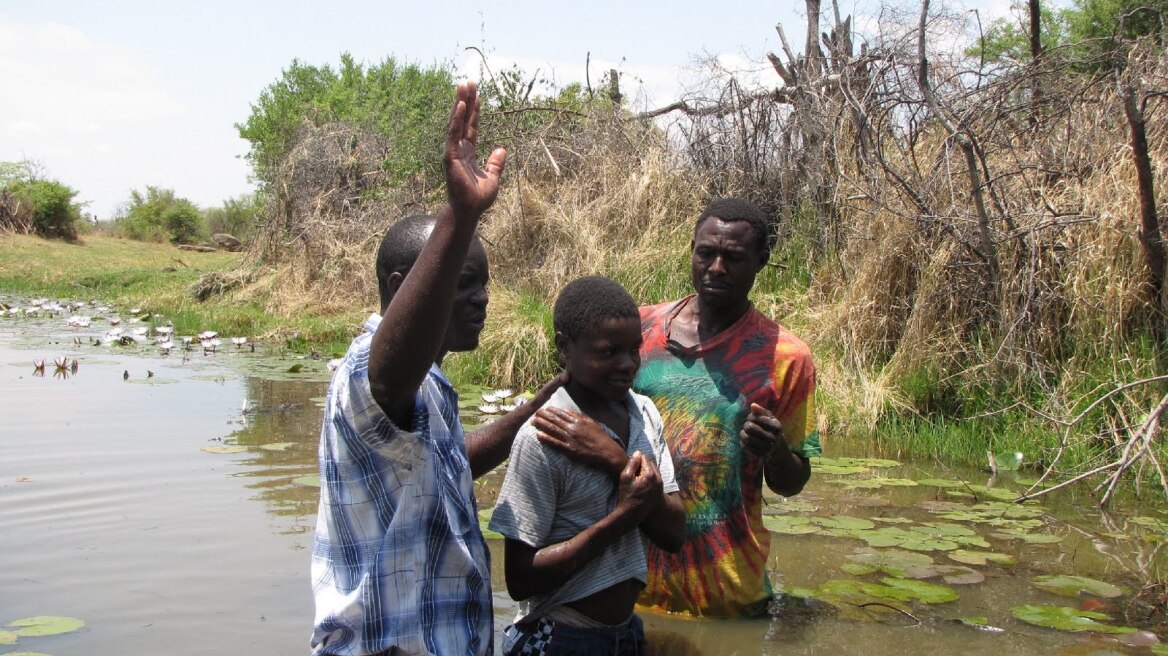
[557,316,642,402]
[441,238,490,354]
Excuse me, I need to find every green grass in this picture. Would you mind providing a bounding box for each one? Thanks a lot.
[0,234,358,355]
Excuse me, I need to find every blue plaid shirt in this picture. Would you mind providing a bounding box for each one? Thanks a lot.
[311,314,493,656]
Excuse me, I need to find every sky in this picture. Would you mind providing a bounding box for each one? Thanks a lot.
[0,0,1023,220]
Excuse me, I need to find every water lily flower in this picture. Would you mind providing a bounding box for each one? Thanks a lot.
[493,389,514,399]
[70,358,79,373]
[133,327,149,336]
[481,393,499,403]
[500,404,517,413]
[181,336,193,345]
[54,356,68,371]
[131,307,142,314]
[33,359,45,372]
[108,317,122,326]
[232,337,248,348]
[156,326,173,336]
[66,316,91,328]
[478,404,500,414]
[327,358,343,372]
[198,331,219,341]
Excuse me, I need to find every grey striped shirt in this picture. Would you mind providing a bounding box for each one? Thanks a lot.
[489,387,678,623]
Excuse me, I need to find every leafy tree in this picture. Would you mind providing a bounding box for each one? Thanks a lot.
[116,186,207,244]
[237,54,454,188]
[968,1,1071,62]
[0,160,82,240]
[205,192,263,240]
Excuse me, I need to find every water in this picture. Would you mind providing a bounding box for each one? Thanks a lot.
[2,304,1166,655]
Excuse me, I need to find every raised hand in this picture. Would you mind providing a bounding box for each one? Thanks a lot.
[445,81,507,219]
[740,402,787,460]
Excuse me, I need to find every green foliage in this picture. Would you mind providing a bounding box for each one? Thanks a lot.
[0,161,83,240]
[967,2,1071,62]
[205,192,263,240]
[969,0,1168,68]
[237,54,454,188]
[116,186,207,244]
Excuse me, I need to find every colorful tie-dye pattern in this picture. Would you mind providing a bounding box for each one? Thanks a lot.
[634,296,819,618]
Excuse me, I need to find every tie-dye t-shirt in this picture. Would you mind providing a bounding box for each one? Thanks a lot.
[634,296,820,618]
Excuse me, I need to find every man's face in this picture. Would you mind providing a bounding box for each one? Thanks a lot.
[442,239,490,354]
[690,216,764,312]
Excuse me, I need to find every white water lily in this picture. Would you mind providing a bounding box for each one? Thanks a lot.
[108,317,122,326]
[231,337,248,348]
[481,392,499,403]
[66,316,91,328]
[130,307,142,314]
[493,389,514,399]
[327,358,343,372]
[478,404,500,414]
[500,404,517,413]
[158,341,175,354]
[198,331,219,340]
[133,327,149,336]
[156,326,173,336]
[106,327,124,337]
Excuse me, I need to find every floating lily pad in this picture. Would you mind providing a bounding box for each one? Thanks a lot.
[1128,516,1168,532]
[762,514,822,535]
[814,516,876,531]
[1011,604,1136,634]
[948,549,1016,566]
[991,529,1063,544]
[201,445,248,454]
[917,478,968,488]
[1031,575,1125,599]
[6,615,86,637]
[880,577,959,603]
[842,477,919,490]
[286,363,304,373]
[293,475,321,487]
[0,630,16,644]
[765,498,818,513]
[258,442,297,451]
[846,548,934,577]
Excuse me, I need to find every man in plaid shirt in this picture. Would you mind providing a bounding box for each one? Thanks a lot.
[310,81,562,656]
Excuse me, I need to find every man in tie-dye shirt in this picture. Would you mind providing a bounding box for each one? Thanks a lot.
[633,197,821,619]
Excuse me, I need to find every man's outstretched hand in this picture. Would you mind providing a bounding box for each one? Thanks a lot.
[445,81,507,219]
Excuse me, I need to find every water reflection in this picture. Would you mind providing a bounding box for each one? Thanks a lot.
[5,297,1168,656]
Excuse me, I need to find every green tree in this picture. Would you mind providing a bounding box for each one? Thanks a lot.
[237,54,454,188]
[205,192,263,240]
[968,1,1071,62]
[0,160,83,240]
[116,186,207,244]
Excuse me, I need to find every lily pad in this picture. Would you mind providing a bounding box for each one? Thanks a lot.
[0,630,16,644]
[258,442,297,451]
[948,549,1017,566]
[842,477,919,490]
[293,475,321,487]
[917,478,968,488]
[202,445,248,454]
[879,577,959,603]
[814,516,876,531]
[1031,575,1125,599]
[762,514,822,535]
[6,615,86,637]
[1011,604,1137,634]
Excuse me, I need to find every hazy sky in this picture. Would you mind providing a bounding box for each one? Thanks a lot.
[1,0,1023,219]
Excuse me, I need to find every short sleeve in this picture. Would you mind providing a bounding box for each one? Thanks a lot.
[488,425,561,547]
[640,398,680,495]
[771,337,821,456]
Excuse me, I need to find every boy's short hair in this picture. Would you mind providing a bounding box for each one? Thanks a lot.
[553,275,640,341]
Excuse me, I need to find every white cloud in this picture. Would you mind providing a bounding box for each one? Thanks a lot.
[0,16,251,218]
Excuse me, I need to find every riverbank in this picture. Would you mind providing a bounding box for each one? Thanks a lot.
[0,234,360,356]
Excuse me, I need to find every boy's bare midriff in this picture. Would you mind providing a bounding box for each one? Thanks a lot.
[566,578,643,625]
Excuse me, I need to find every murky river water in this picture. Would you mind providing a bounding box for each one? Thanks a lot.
[3,300,1167,655]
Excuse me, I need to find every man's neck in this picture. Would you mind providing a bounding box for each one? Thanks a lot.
[675,295,751,344]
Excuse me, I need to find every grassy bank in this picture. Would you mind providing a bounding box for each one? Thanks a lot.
[0,234,360,355]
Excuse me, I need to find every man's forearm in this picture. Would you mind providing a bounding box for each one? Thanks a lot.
[764,450,810,496]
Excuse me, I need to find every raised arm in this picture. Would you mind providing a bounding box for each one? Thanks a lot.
[367,81,507,427]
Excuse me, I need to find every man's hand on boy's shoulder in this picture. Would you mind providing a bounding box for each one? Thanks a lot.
[533,407,628,479]
[444,80,507,221]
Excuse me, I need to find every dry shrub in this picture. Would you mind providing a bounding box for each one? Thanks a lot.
[239,121,431,315]
[0,189,34,234]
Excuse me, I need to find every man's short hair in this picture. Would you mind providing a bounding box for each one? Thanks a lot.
[375,214,438,311]
[553,275,640,341]
[694,197,775,261]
